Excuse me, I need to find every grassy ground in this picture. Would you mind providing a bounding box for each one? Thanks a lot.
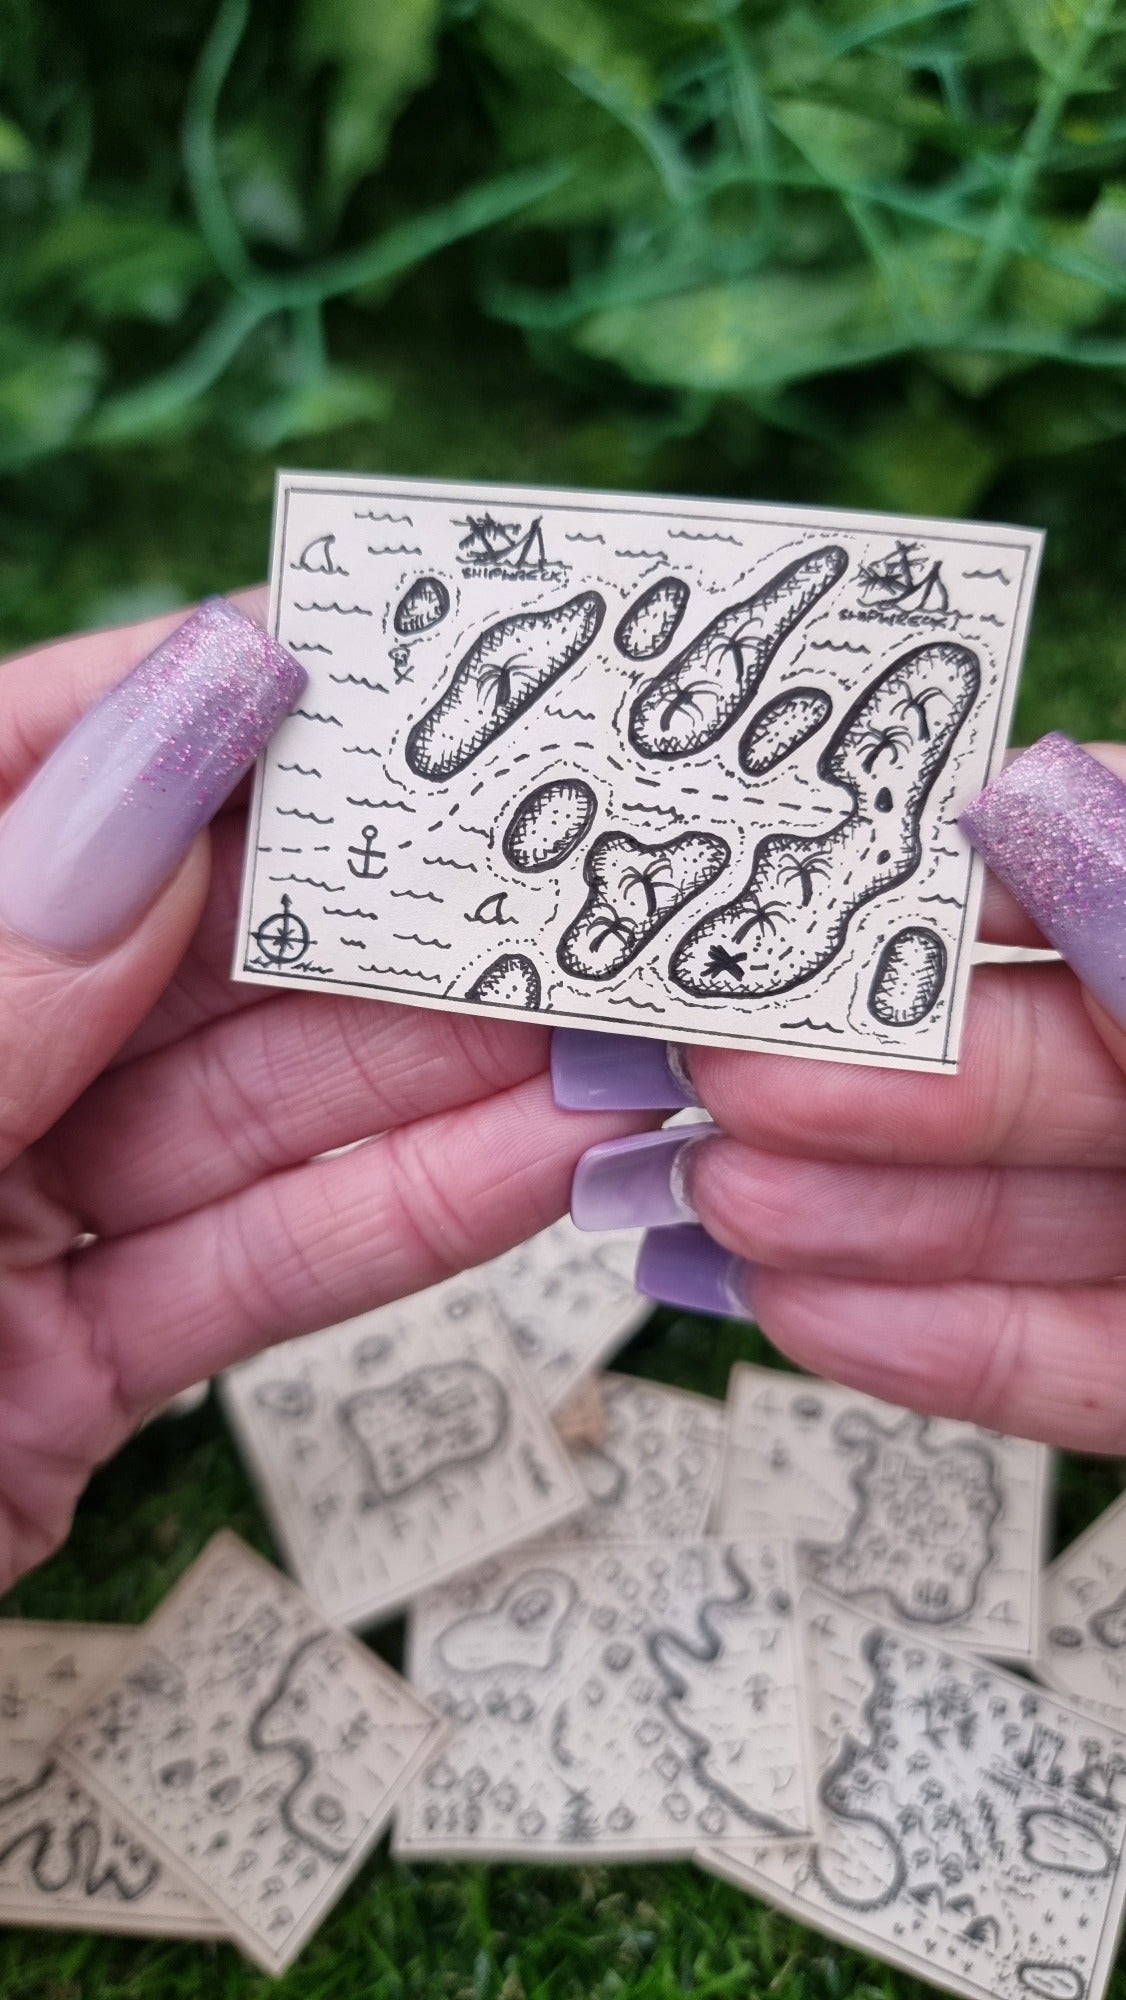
[3,1314,1124,2000]
[1,275,1125,1999]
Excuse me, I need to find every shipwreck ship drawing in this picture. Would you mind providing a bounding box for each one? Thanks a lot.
[855,540,954,618]
[455,513,568,582]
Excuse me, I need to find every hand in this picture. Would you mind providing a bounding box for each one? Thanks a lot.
[0,599,644,1589]
[561,738,1126,1454]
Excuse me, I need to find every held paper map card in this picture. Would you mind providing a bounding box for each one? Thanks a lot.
[716,1363,1050,1664]
[234,474,1041,1072]
[0,1622,221,1938]
[1039,1492,1126,1731]
[396,1538,809,1861]
[703,1590,1126,2000]
[56,1534,445,1975]
[221,1282,585,1628]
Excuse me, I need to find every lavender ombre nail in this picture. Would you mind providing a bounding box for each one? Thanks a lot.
[961,733,1126,1028]
[0,598,305,955]
[551,1027,699,1111]
[571,1124,714,1231]
[635,1225,750,1319]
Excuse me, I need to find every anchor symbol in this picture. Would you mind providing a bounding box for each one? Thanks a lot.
[253,894,311,966]
[348,825,387,879]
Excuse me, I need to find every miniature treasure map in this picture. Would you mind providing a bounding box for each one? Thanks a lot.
[397,1538,810,1860]
[703,1589,1126,2000]
[0,1622,221,1938]
[1039,1491,1126,1732]
[221,1280,585,1628]
[716,1363,1050,1663]
[56,1534,446,1974]
[234,473,1041,1072]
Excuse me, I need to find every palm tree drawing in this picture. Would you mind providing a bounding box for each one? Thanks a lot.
[731,895,789,945]
[477,652,539,712]
[891,683,947,741]
[588,908,637,955]
[657,678,723,736]
[654,617,757,736]
[854,720,915,774]
[618,855,674,919]
[775,849,834,908]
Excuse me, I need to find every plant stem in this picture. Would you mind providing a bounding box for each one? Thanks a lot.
[86,292,265,440]
[182,0,259,295]
[961,0,1117,320]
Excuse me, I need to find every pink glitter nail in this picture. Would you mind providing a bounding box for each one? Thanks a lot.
[961,732,1126,1028]
[0,598,305,954]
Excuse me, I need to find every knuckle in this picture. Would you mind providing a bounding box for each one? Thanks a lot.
[376,1123,475,1282]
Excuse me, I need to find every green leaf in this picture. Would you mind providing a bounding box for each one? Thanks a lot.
[480,0,701,110]
[846,399,999,514]
[221,115,309,253]
[298,0,443,208]
[1084,182,1126,272]
[772,96,912,183]
[574,271,890,393]
[0,114,33,172]
[20,209,210,322]
[230,364,391,450]
[996,0,1104,75]
[474,53,662,223]
[1003,226,1111,333]
[0,334,103,471]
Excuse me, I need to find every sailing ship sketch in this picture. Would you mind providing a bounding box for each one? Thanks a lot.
[851,541,958,623]
[456,513,569,583]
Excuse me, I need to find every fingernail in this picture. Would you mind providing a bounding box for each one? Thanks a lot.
[0,599,305,954]
[571,1124,715,1231]
[635,1225,752,1319]
[961,733,1126,1028]
[551,1028,699,1110]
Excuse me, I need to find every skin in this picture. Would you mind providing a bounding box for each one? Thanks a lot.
[0,597,650,1591]
[678,760,1126,1455]
[4,604,1124,1582]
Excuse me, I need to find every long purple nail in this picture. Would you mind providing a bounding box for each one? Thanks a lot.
[635,1225,751,1319]
[571,1125,714,1231]
[0,599,305,954]
[961,734,1126,1028]
[551,1028,699,1110]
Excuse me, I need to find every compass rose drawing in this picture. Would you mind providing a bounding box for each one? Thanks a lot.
[253,894,312,966]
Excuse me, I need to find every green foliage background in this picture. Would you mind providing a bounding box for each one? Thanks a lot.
[1,0,1125,1993]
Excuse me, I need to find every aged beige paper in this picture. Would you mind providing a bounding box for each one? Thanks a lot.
[397,1538,809,1860]
[1039,1490,1126,1730]
[483,1215,649,1411]
[703,1588,1126,2000]
[0,1621,221,1937]
[57,1534,445,1975]
[235,472,1041,1073]
[221,1282,585,1628]
[716,1361,1050,1662]
[542,1375,725,1544]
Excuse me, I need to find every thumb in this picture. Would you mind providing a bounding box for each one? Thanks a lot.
[0,598,304,1163]
[962,735,1126,1077]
